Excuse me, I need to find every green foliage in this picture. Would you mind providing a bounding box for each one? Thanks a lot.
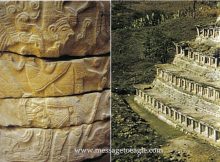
[131,10,168,29]
[112,2,133,30]
[111,94,168,162]
[202,1,217,7]
[217,2,220,8]
[112,2,167,30]
[143,29,173,63]
[112,1,218,30]
[112,28,158,91]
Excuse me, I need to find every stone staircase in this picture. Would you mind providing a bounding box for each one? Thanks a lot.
[134,24,220,147]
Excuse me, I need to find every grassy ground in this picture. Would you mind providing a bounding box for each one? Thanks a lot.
[127,1,219,14]
[112,94,171,162]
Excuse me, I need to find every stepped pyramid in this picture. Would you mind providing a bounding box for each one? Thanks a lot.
[134,19,220,147]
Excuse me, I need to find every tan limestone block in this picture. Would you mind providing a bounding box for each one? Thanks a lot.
[0,90,110,128]
[0,1,110,57]
[0,53,110,98]
[0,120,110,162]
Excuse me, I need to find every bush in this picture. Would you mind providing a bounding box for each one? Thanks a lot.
[143,29,173,63]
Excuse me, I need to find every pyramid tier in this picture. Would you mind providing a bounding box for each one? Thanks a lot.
[175,44,219,68]
[156,62,220,103]
[195,24,220,40]
[151,79,220,119]
[0,1,110,57]
[0,90,109,128]
[135,85,220,146]
[0,53,109,98]
[0,120,110,162]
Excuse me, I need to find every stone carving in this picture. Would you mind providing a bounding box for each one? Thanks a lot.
[0,1,110,161]
[0,1,110,57]
[0,120,110,162]
[0,90,110,128]
[0,53,109,98]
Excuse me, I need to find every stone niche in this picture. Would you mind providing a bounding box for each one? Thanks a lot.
[0,1,110,162]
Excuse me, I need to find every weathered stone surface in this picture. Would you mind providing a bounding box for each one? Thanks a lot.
[0,1,110,161]
[0,90,110,128]
[0,1,110,57]
[0,120,110,162]
[0,53,109,98]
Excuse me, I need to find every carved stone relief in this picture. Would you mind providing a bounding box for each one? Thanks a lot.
[0,53,110,98]
[0,1,110,57]
[0,90,110,128]
[0,120,110,162]
[0,1,110,161]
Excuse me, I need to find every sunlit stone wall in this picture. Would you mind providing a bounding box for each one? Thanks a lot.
[0,1,110,162]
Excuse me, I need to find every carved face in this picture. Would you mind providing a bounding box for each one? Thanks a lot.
[48,17,74,44]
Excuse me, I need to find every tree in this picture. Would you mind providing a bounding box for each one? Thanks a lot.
[193,0,196,19]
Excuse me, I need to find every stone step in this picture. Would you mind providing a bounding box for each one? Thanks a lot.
[175,41,220,71]
[135,87,220,146]
[0,53,110,98]
[152,79,220,117]
[175,41,218,57]
[0,90,110,128]
[156,63,220,103]
[173,55,219,75]
[196,24,220,40]
[175,47,219,68]
[0,120,110,162]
